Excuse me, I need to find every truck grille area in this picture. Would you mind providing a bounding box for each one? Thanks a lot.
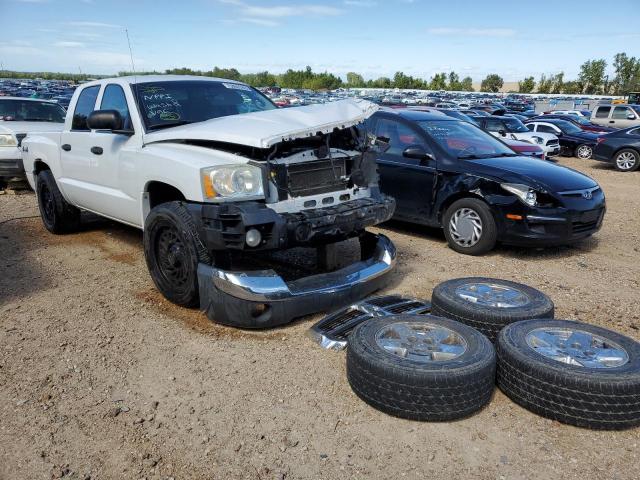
[272,157,350,199]
[309,295,432,350]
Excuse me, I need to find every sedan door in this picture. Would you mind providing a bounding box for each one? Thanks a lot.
[372,116,438,224]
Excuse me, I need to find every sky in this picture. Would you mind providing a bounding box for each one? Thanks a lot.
[1,0,639,81]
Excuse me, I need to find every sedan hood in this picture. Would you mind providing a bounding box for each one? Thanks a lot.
[473,156,597,192]
[143,99,378,149]
[0,121,64,134]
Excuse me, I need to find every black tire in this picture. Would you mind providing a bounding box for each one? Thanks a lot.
[431,277,554,343]
[36,169,81,234]
[497,319,640,430]
[613,148,640,172]
[442,198,497,255]
[346,314,496,421]
[574,144,593,160]
[144,201,211,307]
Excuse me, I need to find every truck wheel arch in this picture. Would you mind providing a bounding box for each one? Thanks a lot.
[143,181,187,220]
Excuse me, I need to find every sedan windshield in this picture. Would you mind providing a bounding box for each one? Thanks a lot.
[552,120,582,134]
[133,80,276,130]
[503,118,529,133]
[418,120,515,158]
[0,99,66,122]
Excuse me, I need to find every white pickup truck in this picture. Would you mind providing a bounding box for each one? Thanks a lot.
[22,75,396,328]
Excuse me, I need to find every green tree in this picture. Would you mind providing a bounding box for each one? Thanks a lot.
[480,74,503,93]
[447,72,461,90]
[346,72,365,88]
[537,74,552,93]
[460,76,474,92]
[578,59,607,94]
[562,81,583,94]
[429,73,447,90]
[551,72,564,94]
[518,76,535,93]
[612,52,640,95]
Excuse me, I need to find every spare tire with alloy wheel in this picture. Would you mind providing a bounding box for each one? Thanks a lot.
[144,201,211,307]
[614,148,639,172]
[346,314,496,421]
[497,319,640,430]
[431,277,554,343]
[575,144,593,159]
[442,198,497,256]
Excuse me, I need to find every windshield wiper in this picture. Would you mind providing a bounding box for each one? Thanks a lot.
[148,120,192,131]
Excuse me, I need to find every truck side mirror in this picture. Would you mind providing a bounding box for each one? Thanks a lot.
[87,110,133,135]
[628,113,636,120]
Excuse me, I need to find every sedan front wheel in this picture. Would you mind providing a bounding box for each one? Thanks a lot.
[443,198,497,255]
[614,149,639,172]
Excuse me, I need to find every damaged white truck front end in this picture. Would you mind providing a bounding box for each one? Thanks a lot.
[22,76,396,328]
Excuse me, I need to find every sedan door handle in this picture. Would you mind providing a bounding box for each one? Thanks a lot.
[61,144,71,151]
[91,146,103,155]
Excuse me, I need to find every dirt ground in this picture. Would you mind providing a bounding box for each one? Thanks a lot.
[1,157,639,480]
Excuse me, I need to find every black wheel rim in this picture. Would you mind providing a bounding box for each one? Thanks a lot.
[39,183,55,225]
[155,226,191,291]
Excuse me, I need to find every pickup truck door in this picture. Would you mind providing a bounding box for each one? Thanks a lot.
[610,106,638,128]
[58,85,101,206]
[372,116,438,225]
[60,84,140,226]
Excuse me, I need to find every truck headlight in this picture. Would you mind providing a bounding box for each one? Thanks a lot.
[201,164,264,200]
[0,134,17,147]
[501,183,538,206]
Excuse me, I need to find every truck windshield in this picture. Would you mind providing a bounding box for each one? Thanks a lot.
[418,120,516,159]
[0,99,66,122]
[132,80,277,131]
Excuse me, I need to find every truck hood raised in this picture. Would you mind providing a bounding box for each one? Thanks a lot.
[142,99,378,149]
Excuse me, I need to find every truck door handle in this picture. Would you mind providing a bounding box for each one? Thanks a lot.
[91,146,103,155]
[61,144,71,151]
[609,120,615,123]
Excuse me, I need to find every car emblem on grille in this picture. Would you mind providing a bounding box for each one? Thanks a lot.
[582,190,593,200]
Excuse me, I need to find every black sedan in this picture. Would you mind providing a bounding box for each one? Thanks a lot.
[366,110,606,255]
[524,118,601,159]
[533,114,616,133]
[592,126,640,172]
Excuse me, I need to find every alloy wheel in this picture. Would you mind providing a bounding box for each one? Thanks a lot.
[616,151,637,171]
[576,145,592,159]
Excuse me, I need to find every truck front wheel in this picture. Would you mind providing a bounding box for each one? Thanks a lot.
[36,169,81,234]
[144,202,211,307]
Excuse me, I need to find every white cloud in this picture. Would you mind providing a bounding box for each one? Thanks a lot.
[54,41,85,48]
[240,18,280,27]
[427,27,516,37]
[66,21,122,28]
[218,0,343,26]
[344,0,377,6]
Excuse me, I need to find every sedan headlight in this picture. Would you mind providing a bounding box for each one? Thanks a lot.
[501,183,538,206]
[201,164,264,200]
[0,134,17,147]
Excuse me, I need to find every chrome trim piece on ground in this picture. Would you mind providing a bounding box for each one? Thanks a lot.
[308,295,432,350]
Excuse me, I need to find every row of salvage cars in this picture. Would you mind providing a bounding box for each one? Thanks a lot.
[13,76,640,430]
[310,277,640,430]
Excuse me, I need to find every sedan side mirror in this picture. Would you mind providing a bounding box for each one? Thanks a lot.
[403,146,435,162]
[498,129,506,136]
[87,110,134,135]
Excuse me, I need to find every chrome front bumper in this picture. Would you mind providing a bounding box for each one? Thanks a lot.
[197,233,396,328]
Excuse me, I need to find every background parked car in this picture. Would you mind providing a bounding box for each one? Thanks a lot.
[471,115,561,157]
[0,97,66,183]
[366,109,605,255]
[591,104,640,128]
[593,126,640,172]
[525,118,600,159]
[532,113,615,133]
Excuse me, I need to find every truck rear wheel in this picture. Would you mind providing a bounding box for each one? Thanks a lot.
[144,202,211,307]
[36,169,81,234]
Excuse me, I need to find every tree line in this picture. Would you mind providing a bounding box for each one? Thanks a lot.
[1,52,638,95]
